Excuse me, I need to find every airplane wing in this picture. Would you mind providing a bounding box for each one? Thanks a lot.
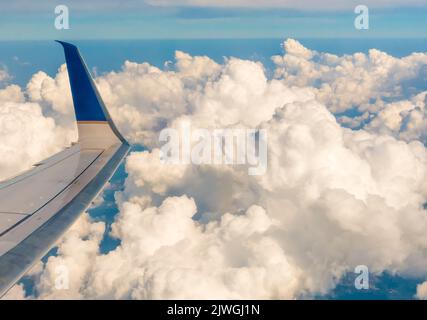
[0,41,130,297]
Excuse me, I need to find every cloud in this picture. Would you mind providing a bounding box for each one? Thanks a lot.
[0,0,152,13]
[1,0,426,12]
[96,51,312,147]
[32,195,303,299]
[365,92,427,142]
[26,65,74,118]
[0,77,75,180]
[147,0,427,9]
[273,39,427,116]
[416,281,427,299]
[272,39,427,143]
[34,213,105,299]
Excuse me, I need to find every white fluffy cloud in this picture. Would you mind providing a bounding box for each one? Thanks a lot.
[26,65,74,116]
[363,92,427,141]
[416,281,427,299]
[273,39,427,115]
[34,213,105,299]
[3,39,427,299]
[0,71,75,180]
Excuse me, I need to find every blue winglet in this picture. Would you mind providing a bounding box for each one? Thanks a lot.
[56,41,107,121]
[56,40,127,143]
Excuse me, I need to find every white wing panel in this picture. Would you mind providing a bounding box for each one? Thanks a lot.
[0,143,121,256]
[0,214,26,234]
[0,148,102,215]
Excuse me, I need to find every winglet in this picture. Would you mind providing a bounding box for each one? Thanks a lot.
[56,40,127,145]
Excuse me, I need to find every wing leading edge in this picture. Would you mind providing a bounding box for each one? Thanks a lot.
[0,41,130,297]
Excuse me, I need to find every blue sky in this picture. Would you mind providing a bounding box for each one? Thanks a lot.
[2,0,427,40]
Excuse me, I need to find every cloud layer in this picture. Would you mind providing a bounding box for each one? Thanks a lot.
[2,0,426,12]
[2,39,427,299]
[147,0,427,10]
[273,39,427,114]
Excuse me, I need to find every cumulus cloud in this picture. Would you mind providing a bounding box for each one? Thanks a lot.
[96,51,312,147]
[32,195,303,299]
[3,39,427,299]
[26,65,74,116]
[364,92,427,142]
[416,281,427,299]
[34,213,105,299]
[273,39,427,116]
[0,70,75,180]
